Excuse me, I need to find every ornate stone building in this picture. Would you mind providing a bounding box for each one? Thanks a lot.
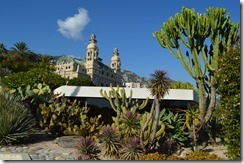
[55,34,123,86]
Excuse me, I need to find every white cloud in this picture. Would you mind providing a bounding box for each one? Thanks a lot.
[57,8,90,40]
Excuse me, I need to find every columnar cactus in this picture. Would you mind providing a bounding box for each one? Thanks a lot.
[153,7,239,124]
[140,111,166,147]
[100,85,148,118]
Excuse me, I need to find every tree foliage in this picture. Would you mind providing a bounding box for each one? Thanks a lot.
[67,77,95,86]
[170,81,194,90]
[216,40,240,160]
[1,67,66,90]
[153,7,239,125]
[0,43,8,54]
[0,42,51,73]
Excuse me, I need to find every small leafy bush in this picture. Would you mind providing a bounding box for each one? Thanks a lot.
[120,137,144,160]
[0,91,35,145]
[138,152,167,160]
[0,66,12,85]
[75,136,101,160]
[184,152,225,160]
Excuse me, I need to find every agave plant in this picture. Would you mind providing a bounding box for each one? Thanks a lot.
[75,136,101,160]
[0,91,35,145]
[160,109,188,147]
[97,125,121,158]
[120,137,144,160]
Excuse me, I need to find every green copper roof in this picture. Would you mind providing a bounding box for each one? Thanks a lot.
[55,55,85,66]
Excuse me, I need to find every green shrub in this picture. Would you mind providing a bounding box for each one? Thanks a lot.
[1,67,66,90]
[138,152,167,160]
[160,109,188,155]
[0,67,12,86]
[67,77,95,86]
[217,40,240,160]
[170,81,194,90]
[39,95,102,137]
[0,91,35,145]
[75,136,101,160]
[120,137,144,160]
[184,152,225,160]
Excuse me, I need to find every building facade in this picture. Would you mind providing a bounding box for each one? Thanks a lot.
[55,34,123,87]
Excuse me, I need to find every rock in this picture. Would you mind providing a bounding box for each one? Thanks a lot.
[54,136,81,148]
[176,147,193,158]
[54,156,65,160]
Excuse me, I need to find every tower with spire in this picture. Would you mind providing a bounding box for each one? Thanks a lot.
[111,48,121,73]
[54,34,123,87]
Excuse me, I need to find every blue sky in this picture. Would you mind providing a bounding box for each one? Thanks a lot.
[0,0,240,86]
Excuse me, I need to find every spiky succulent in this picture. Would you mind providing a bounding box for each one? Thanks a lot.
[120,137,144,160]
[97,125,121,157]
[0,91,35,145]
[75,136,101,160]
[120,110,141,138]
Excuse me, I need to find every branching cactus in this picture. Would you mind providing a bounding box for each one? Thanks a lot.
[100,85,148,119]
[153,7,239,125]
[140,112,166,149]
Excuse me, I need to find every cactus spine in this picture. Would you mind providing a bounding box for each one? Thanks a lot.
[153,7,239,124]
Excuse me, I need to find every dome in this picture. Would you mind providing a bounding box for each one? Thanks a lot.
[87,42,98,49]
[111,54,120,61]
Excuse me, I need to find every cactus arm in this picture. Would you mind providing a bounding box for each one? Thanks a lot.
[100,89,117,112]
[140,100,155,147]
[139,97,148,110]
[177,47,195,78]
[155,123,165,139]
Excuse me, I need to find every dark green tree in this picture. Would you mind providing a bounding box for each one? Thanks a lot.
[153,7,239,125]
[170,81,194,90]
[67,77,95,86]
[11,42,31,55]
[217,40,240,160]
[11,42,40,62]
[0,54,35,73]
[0,43,8,54]
[1,67,66,90]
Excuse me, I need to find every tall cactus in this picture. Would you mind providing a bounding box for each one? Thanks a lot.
[100,85,149,143]
[100,85,148,118]
[153,7,239,125]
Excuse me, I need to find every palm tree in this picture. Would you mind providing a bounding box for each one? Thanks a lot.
[11,42,31,55]
[0,43,8,54]
[11,42,39,62]
[140,70,172,150]
[149,70,172,144]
